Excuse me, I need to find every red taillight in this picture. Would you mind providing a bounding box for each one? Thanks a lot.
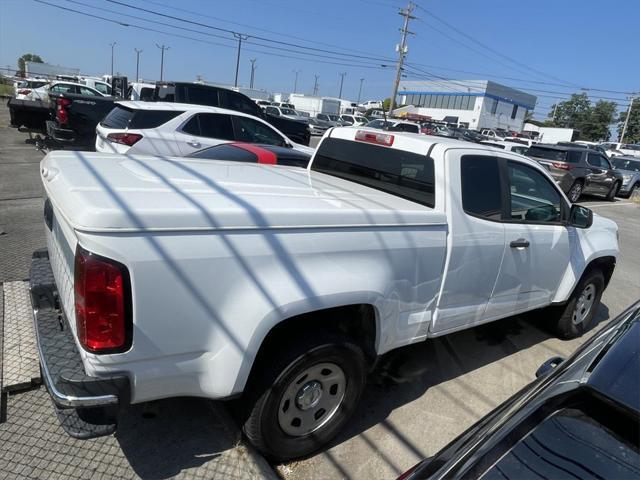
[74,246,131,353]
[18,88,31,95]
[355,130,394,146]
[56,98,72,125]
[552,162,573,170]
[107,132,143,146]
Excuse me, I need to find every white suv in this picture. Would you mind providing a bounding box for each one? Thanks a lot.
[95,102,314,157]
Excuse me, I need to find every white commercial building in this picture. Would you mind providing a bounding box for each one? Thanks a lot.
[398,80,537,132]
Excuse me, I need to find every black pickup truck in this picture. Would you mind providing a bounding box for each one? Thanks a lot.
[46,92,118,147]
[44,82,310,149]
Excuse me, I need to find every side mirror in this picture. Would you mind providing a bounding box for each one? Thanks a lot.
[535,356,565,378]
[569,204,593,228]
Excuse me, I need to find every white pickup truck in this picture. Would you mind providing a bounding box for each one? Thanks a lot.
[31,127,618,460]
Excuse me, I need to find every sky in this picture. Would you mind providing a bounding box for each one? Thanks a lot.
[1,0,638,120]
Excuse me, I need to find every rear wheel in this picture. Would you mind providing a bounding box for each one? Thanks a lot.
[551,269,604,339]
[242,333,366,461]
[568,180,584,202]
[605,181,620,201]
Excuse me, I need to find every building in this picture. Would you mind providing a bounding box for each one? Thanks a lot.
[398,80,537,132]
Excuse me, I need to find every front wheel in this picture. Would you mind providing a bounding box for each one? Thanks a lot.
[605,181,620,201]
[242,334,366,461]
[568,181,584,202]
[551,269,604,339]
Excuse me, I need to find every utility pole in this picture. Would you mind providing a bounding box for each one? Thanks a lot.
[389,2,416,112]
[156,44,169,82]
[552,103,558,123]
[313,75,319,96]
[109,42,117,77]
[357,78,365,104]
[234,33,249,87]
[338,72,347,98]
[620,95,636,143]
[134,48,142,82]
[249,59,257,89]
[293,70,301,93]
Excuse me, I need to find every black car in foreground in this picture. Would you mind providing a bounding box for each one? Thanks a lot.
[399,301,640,480]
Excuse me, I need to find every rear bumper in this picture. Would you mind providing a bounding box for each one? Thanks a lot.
[46,120,76,143]
[30,248,130,438]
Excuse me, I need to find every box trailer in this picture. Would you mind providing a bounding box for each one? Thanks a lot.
[289,94,341,116]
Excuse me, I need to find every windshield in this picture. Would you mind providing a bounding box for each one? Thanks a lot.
[612,157,640,172]
[622,144,640,151]
[281,108,296,115]
[329,115,340,121]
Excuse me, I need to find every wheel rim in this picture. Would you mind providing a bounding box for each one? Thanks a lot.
[570,183,582,202]
[278,362,346,437]
[572,283,596,325]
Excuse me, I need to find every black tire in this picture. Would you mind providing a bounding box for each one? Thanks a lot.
[242,333,366,461]
[551,269,604,339]
[568,180,584,203]
[623,183,638,199]
[605,181,620,201]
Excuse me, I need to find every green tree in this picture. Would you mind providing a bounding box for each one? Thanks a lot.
[547,93,591,129]
[582,100,617,141]
[618,100,640,144]
[382,97,391,111]
[17,53,44,77]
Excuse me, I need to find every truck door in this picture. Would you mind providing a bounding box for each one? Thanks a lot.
[432,152,506,334]
[488,159,570,317]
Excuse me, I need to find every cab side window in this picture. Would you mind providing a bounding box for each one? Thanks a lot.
[460,156,503,220]
[507,161,563,223]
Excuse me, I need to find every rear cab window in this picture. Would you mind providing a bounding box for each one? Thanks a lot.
[311,137,435,208]
[101,105,184,129]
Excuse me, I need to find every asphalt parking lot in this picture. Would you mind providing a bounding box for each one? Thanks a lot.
[1,104,639,480]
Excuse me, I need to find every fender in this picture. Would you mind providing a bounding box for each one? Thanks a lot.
[552,215,619,303]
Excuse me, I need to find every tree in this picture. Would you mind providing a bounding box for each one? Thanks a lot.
[582,100,617,141]
[547,93,617,141]
[17,53,44,77]
[618,101,640,144]
[547,93,591,129]
[382,97,391,111]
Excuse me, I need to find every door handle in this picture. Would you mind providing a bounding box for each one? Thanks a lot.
[510,239,530,248]
[187,140,201,148]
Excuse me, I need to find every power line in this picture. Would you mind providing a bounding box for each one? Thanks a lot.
[414,3,578,88]
[104,0,396,63]
[34,0,391,73]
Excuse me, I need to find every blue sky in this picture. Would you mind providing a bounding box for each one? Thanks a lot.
[1,0,638,119]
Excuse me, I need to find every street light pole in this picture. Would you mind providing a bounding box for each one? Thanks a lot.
[338,72,346,98]
[234,33,249,87]
[293,70,301,93]
[155,44,169,82]
[109,42,117,77]
[249,58,257,89]
[134,48,142,82]
[357,78,364,104]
